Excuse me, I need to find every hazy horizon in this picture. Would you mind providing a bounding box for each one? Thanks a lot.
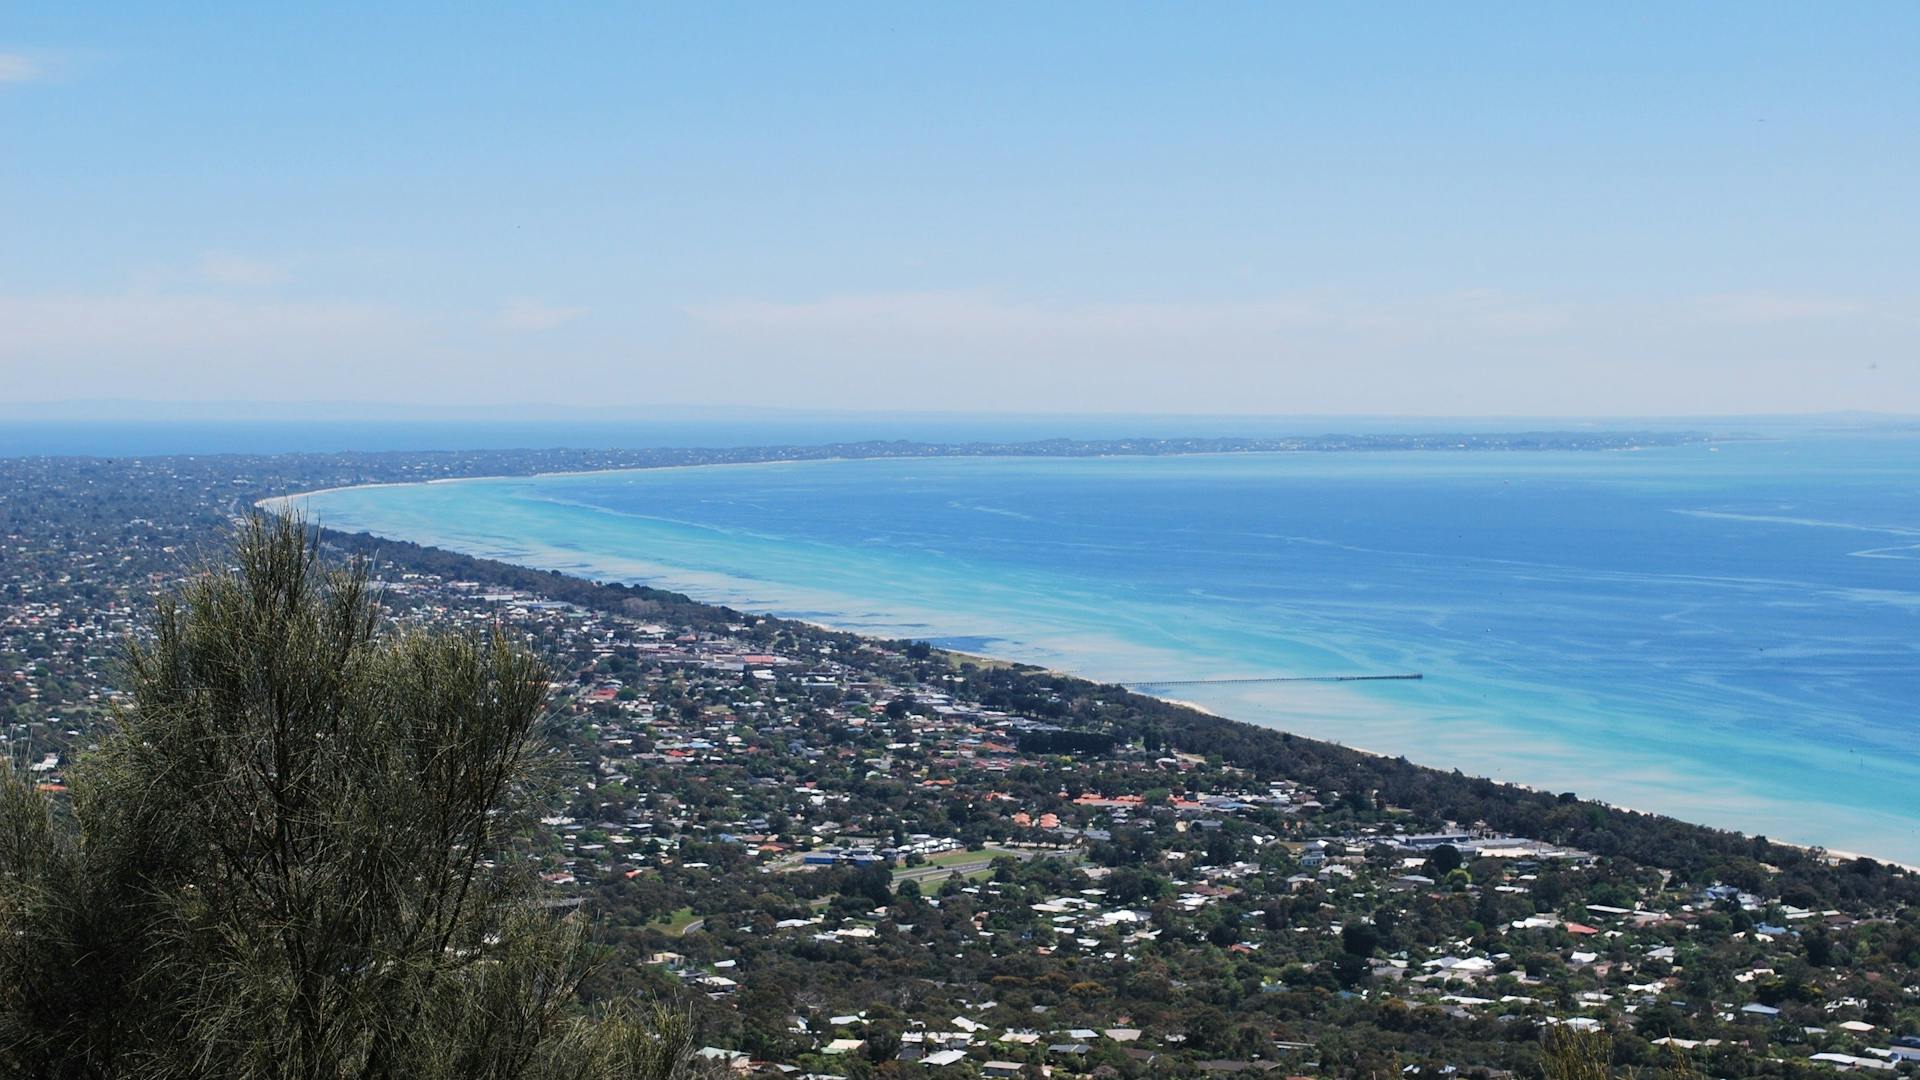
[8,401,1917,461]
[9,398,1920,424]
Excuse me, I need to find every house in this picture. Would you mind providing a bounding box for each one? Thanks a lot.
[1839,1021,1876,1034]
[982,1064,1025,1078]
[1403,832,1474,850]
[921,1049,967,1067]
[697,1048,753,1072]
[1808,1053,1895,1071]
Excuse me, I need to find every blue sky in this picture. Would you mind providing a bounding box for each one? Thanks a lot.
[3,4,1916,416]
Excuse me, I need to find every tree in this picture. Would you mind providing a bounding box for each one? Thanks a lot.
[1424,844,1464,876]
[846,862,896,909]
[1658,1045,1702,1080]
[1332,950,1372,989]
[1341,922,1381,957]
[0,515,692,1080]
[1541,1026,1613,1080]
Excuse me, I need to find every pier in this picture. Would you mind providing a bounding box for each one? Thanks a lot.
[1124,673,1423,687]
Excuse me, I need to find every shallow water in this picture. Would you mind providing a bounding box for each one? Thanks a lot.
[278,434,1920,861]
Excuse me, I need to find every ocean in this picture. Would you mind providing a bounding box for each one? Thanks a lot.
[273,434,1920,862]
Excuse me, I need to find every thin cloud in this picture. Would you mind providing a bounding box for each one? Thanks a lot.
[687,288,1881,346]
[1694,292,1870,324]
[0,291,414,355]
[496,298,587,332]
[691,291,1337,341]
[677,287,1913,415]
[0,289,448,404]
[199,252,288,288]
[0,52,46,84]
[686,289,1576,344]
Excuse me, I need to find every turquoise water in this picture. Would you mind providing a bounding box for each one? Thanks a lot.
[279,435,1920,861]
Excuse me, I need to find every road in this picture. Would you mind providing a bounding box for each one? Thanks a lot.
[893,858,999,883]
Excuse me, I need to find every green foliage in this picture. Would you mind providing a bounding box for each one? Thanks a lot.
[1424,844,1464,876]
[0,516,690,1080]
[1541,1026,1614,1080]
[1341,921,1381,957]
[1658,1044,1703,1080]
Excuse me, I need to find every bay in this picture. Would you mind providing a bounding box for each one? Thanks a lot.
[277,434,1920,862]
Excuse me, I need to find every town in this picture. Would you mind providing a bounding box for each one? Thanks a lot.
[5,449,1920,1079]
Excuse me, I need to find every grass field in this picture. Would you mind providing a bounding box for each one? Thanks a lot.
[914,847,1006,868]
[655,906,701,935]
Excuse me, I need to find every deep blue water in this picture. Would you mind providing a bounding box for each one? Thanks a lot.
[276,435,1920,861]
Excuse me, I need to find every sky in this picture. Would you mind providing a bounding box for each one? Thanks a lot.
[3,4,1917,418]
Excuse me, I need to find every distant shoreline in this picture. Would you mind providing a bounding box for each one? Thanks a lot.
[258,456,857,511]
[256,429,1720,511]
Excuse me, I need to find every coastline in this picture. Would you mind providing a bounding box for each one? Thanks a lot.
[261,456,991,511]
[1152,695,1918,872]
[253,433,1723,512]
[256,453,1158,511]
[260,455,1917,873]
[709,597,1915,871]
